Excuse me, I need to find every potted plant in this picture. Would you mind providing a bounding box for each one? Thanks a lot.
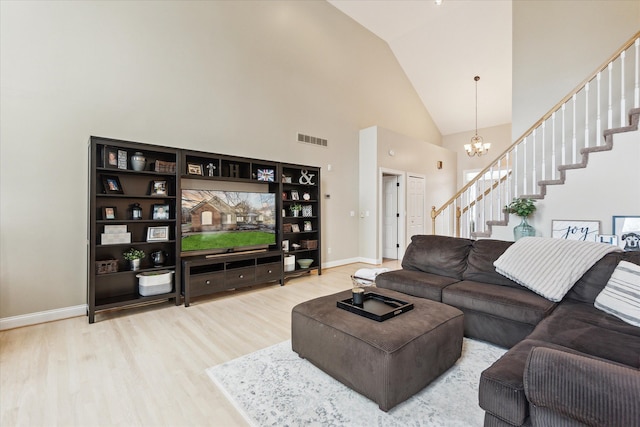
[290,203,302,217]
[123,248,146,271]
[505,198,537,240]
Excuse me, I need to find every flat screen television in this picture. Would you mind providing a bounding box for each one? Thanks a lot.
[181,189,276,256]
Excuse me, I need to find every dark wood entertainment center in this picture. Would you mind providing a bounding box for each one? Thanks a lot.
[88,136,321,323]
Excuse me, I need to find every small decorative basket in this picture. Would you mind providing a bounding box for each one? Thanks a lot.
[300,239,318,249]
[96,259,118,274]
[154,160,176,173]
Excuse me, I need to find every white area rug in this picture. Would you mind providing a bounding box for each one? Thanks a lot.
[207,338,506,426]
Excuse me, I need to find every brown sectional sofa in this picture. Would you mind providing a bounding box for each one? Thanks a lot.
[375,235,640,427]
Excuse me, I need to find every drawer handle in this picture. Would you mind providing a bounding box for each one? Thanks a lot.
[205,280,211,285]
[268,270,272,274]
[239,274,244,279]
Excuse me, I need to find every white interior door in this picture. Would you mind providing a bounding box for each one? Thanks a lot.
[407,175,425,239]
[382,175,399,259]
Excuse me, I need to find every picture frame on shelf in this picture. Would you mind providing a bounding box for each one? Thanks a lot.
[257,168,275,182]
[551,220,600,242]
[283,223,292,233]
[613,215,640,251]
[150,180,167,196]
[187,163,203,176]
[597,234,619,246]
[282,175,292,183]
[104,147,118,168]
[302,205,313,217]
[102,206,117,220]
[304,221,312,231]
[282,240,289,252]
[152,204,170,220]
[146,226,169,242]
[117,150,127,170]
[291,224,300,233]
[282,192,288,201]
[291,190,299,200]
[102,175,124,194]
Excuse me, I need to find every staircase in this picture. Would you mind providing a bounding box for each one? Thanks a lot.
[431,32,640,239]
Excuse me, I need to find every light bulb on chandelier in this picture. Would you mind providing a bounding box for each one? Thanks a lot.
[465,76,491,157]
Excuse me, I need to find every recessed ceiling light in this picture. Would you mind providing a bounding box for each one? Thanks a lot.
[434,0,443,5]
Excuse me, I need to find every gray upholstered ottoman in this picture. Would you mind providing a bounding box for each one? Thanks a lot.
[291,287,464,411]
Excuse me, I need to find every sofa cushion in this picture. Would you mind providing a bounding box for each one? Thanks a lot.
[463,239,521,288]
[479,338,575,426]
[564,251,625,303]
[401,235,473,280]
[595,260,640,327]
[524,347,640,427]
[442,281,557,326]
[527,301,640,368]
[374,269,459,301]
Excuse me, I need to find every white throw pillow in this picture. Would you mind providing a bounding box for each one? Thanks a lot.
[594,261,640,327]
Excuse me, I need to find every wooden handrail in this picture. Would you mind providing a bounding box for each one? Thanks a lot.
[460,172,512,215]
[433,30,640,221]
[431,171,511,234]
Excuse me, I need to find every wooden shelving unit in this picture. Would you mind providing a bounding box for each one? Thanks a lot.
[88,138,321,320]
[281,163,322,278]
[88,137,181,323]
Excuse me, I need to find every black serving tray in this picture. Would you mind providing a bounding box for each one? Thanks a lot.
[337,292,414,322]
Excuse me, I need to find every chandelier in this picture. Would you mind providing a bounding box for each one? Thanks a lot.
[464,76,491,157]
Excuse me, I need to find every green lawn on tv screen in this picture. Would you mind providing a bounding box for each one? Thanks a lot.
[182,231,275,251]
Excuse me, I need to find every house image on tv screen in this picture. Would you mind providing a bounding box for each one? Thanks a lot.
[189,194,238,232]
[181,189,276,253]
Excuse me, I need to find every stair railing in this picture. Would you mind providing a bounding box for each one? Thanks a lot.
[432,31,640,239]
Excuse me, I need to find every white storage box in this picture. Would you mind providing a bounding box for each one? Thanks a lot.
[284,255,295,272]
[101,232,131,245]
[136,270,174,296]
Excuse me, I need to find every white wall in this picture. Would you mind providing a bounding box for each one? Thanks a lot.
[491,129,640,241]
[359,126,457,262]
[0,1,440,319]
[442,123,512,189]
[512,1,640,140]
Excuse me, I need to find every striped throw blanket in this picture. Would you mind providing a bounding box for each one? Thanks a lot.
[494,237,622,302]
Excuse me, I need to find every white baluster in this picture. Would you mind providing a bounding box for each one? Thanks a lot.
[608,62,613,129]
[481,172,486,233]
[532,129,537,190]
[585,82,590,148]
[514,144,519,198]
[635,38,639,108]
[540,122,546,181]
[621,50,626,127]
[523,136,527,195]
[551,112,556,180]
[597,72,602,145]
[489,165,494,224]
[562,103,566,166]
[572,94,577,164]
[506,150,512,204]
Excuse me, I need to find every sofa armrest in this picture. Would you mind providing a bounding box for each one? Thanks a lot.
[524,347,640,427]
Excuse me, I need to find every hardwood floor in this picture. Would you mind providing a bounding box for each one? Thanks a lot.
[0,260,400,426]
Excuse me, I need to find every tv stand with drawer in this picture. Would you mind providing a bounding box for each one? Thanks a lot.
[182,250,284,306]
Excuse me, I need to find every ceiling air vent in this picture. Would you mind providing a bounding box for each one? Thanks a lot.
[297,132,327,147]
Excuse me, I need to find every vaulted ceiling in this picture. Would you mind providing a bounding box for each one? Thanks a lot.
[327,0,512,136]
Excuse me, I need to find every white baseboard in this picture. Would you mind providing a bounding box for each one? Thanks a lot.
[1,258,385,330]
[0,304,87,331]
[322,257,381,269]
